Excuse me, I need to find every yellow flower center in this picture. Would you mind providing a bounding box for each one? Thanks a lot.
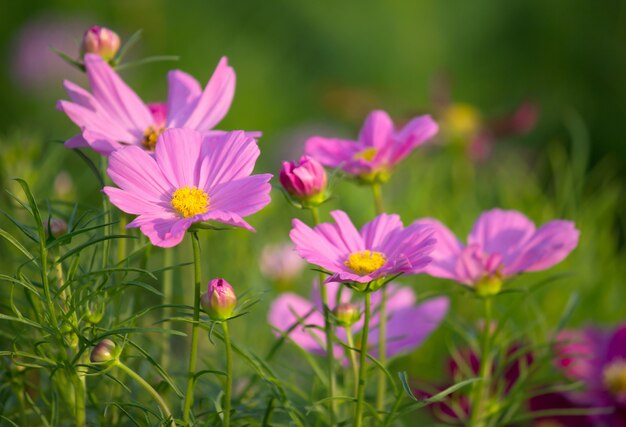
[170,186,209,218]
[142,126,165,151]
[353,147,378,162]
[603,359,626,395]
[344,250,387,275]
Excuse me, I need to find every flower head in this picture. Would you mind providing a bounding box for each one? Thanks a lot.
[279,155,327,205]
[103,128,272,247]
[268,282,448,360]
[57,54,244,155]
[290,210,435,290]
[80,26,120,61]
[305,110,438,183]
[414,209,579,292]
[201,278,237,320]
[259,242,305,285]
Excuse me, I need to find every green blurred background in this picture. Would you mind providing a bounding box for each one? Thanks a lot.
[1,1,626,423]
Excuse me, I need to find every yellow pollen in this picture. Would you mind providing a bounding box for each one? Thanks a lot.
[142,126,165,151]
[344,250,387,275]
[170,186,209,218]
[354,147,378,162]
[603,359,626,395]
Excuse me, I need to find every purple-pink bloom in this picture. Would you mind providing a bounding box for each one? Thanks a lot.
[289,210,435,286]
[57,54,240,155]
[305,110,438,180]
[279,155,327,201]
[414,209,579,289]
[259,242,305,283]
[103,128,272,248]
[268,282,448,360]
[201,278,237,320]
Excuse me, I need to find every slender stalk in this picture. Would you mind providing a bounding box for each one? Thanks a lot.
[100,156,111,269]
[161,248,174,372]
[70,369,86,427]
[40,238,58,327]
[310,207,337,424]
[469,297,494,427]
[182,232,202,423]
[117,361,176,426]
[222,322,233,427]
[345,326,359,396]
[117,213,127,265]
[371,182,388,412]
[355,293,371,427]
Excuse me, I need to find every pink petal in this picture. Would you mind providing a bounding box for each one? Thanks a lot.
[57,100,134,143]
[127,214,191,248]
[290,219,346,273]
[387,115,438,166]
[63,80,99,110]
[208,174,272,217]
[361,214,403,250]
[468,209,536,268]
[177,57,235,130]
[107,145,173,203]
[327,210,364,253]
[198,209,255,231]
[155,128,205,188]
[506,220,579,274]
[202,131,261,189]
[81,129,126,155]
[64,134,89,149]
[84,53,153,134]
[358,110,393,149]
[413,218,465,281]
[304,136,360,168]
[165,70,202,127]
[103,187,167,216]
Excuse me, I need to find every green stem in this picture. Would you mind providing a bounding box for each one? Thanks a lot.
[222,322,233,427]
[40,238,58,327]
[161,248,174,373]
[469,297,493,427]
[345,326,359,396]
[117,213,127,265]
[355,293,371,427]
[100,156,110,269]
[310,207,337,424]
[182,232,202,424]
[117,361,176,426]
[71,369,85,427]
[371,182,384,215]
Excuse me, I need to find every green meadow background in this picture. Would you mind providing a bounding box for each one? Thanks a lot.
[1,1,625,424]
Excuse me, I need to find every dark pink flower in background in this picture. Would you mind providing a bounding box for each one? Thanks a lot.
[414,209,579,294]
[305,110,438,181]
[268,282,448,360]
[57,54,240,155]
[290,210,435,286]
[103,128,271,247]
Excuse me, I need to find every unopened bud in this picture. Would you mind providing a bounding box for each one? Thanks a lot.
[80,26,121,61]
[90,339,117,363]
[279,155,327,206]
[333,303,360,327]
[200,278,237,321]
[48,218,68,238]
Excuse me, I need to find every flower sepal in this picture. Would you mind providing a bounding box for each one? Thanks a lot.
[475,274,503,298]
[355,169,391,186]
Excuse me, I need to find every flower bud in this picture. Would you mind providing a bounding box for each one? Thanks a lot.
[90,339,117,363]
[200,278,237,321]
[333,303,360,327]
[80,26,121,61]
[48,218,68,238]
[279,156,327,205]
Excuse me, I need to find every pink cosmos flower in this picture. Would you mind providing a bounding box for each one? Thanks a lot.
[57,53,241,155]
[305,110,438,180]
[259,243,306,283]
[414,209,579,290]
[290,210,435,287]
[103,128,272,247]
[268,282,448,360]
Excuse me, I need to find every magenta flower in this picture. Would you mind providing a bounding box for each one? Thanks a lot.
[305,110,438,182]
[201,278,237,321]
[414,209,579,294]
[289,210,435,288]
[268,282,448,360]
[279,155,327,203]
[57,53,240,155]
[103,128,271,247]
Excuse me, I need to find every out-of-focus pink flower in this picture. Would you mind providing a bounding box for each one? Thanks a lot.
[414,209,579,295]
[201,278,237,320]
[103,128,272,247]
[80,26,120,61]
[279,155,327,204]
[57,54,248,155]
[305,110,438,183]
[259,243,305,284]
[268,282,448,360]
[290,210,435,289]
